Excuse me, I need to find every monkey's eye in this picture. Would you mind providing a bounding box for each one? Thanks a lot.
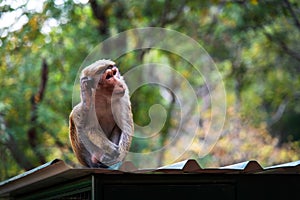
[96,69,105,75]
[106,65,114,70]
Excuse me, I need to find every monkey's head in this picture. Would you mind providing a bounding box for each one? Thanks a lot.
[81,59,126,97]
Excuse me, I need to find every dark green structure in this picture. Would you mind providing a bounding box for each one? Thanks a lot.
[0,159,300,200]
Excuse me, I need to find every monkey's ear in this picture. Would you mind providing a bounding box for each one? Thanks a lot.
[81,76,95,89]
[87,77,95,88]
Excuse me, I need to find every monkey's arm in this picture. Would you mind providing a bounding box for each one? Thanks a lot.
[70,77,120,167]
[111,96,134,161]
[69,112,95,167]
[70,108,120,167]
[80,76,119,152]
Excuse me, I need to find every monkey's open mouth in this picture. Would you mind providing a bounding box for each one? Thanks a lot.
[105,67,117,80]
[106,74,113,79]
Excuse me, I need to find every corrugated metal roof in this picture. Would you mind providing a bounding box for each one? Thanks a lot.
[0,159,300,197]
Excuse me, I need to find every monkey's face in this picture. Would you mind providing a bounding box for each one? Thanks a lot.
[81,60,126,98]
[97,65,126,97]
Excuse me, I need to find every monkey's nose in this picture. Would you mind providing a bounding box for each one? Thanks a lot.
[105,70,113,79]
[112,67,118,75]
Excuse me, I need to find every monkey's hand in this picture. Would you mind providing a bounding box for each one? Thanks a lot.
[92,143,120,166]
[103,142,120,159]
[101,151,120,165]
[80,76,94,111]
[99,141,120,165]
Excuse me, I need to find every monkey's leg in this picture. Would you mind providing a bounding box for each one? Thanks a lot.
[94,127,123,166]
[98,125,122,165]
[109,125,122,145]
[91,153,110,168]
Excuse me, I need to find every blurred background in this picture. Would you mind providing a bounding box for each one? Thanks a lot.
[1,0,300,180]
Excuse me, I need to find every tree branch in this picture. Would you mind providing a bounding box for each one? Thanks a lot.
[264,31,300,63]
[27,59,48,165]
[151,0,186,27]
[282,0,300,31]
[267,98,289,127]
[89,0,109,36]
[157,88,176,166]
[0,114,34,171]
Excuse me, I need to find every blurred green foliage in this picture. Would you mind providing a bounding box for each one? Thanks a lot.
[1,0,300,179]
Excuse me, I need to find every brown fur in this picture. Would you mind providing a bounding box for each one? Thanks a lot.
[69,59,134,167]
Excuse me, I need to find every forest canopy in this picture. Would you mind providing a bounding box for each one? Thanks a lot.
[0,0,300,180]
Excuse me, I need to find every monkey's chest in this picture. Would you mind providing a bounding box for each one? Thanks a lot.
[97,113,117,137]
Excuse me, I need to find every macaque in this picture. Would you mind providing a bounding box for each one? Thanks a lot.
[69,59,134,168]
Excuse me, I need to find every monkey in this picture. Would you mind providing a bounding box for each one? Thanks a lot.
[69,59,134,168]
